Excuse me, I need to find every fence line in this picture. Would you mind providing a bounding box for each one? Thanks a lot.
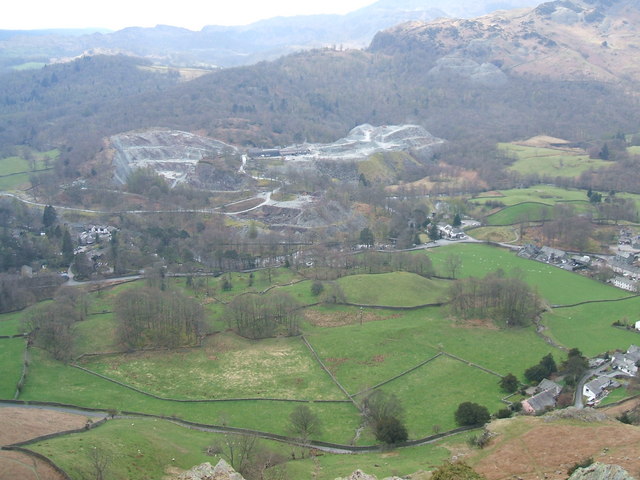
[441,351,504,378]
[14,342,30,400]
[300,335,360,411]
[71,364,348,404]
[353,353,444,397]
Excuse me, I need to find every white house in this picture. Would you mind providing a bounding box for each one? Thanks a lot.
[635,321,640,331]
[612,276,638,292]
[611,345,640,376]
[583,376,613,402]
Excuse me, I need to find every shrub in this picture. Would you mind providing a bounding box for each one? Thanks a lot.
[455,402,491,426]
[374,416,408,445]
[310,281,324,296]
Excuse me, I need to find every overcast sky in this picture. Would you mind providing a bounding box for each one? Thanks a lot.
[2,0,378,31]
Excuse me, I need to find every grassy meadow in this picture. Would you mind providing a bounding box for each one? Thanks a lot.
[0,337,25,398]
[498,143,611,177]
[5,238,640,478]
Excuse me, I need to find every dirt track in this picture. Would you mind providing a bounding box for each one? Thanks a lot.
[0,407,93,480]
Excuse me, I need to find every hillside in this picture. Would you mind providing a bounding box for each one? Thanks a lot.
[371,0,640,86]
[2,1,640,189]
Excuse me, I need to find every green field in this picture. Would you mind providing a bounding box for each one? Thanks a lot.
[466,226,519,243]
[0,338,25,398]
[376,355,505,436]
[0,149,58,190]
[425,243,627,306]
[472,185,590,207]
[337,272,449,306]
[499,143,611,177]
[543,298,640,356]
[22,348,360,443]
[7,239,640,478]
[29,416,462,480]
[80,333,344,401]
[0,310,26,336]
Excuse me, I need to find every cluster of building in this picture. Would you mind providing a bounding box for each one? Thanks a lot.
[517,244,591,271]
[437,224,466,240]
[78,225,115,245]
[520,345,640,414]
[610,252,640,292]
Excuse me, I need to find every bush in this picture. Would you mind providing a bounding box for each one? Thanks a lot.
[495,408,512,419]
[432,461,487,480]
[455,402,491,426]
[310,281,324,296]
[374,416,408,445]
[499,373,519,393]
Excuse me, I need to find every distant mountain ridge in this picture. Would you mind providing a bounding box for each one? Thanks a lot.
[0,0,537,71]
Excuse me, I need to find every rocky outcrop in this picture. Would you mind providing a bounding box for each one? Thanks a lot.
[568,463,636,480]
[175,459,245,480]
[334,470,406,480]
[110,128,240,189]
[370,0,640,86]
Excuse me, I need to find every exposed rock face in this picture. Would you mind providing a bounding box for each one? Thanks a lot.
[109,129,240,188]
[176,459,245,480]
[568,463,636,480]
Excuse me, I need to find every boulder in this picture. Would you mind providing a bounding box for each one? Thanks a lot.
[568,463,636,480]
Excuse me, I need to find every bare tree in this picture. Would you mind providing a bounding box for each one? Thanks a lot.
[289,404,321,452]
[444,254,462,279]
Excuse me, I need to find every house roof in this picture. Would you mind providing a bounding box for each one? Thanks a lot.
[537,379,562,395]
[585,376,611,395]
[526,388,558,413]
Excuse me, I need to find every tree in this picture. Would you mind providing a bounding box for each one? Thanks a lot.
[452,213,462,227]
[62,229,74,265]
[362,390,408,444]
[23,300,79,362]
[540,353,557,376]
[359,227,375,247]
[562,348,588,385]
[373,416,408,444]
[289,405,321,449]
[524,353,557,383]
[444,254,462,279]
[428,223,440,241]
[310,281,324,296]
[362,390,404,425]
[499,373,519,393]
[42,205,57,229]
[86,446,111,480]
[454,402,490,426]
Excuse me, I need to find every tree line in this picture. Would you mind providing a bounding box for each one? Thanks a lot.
[225,291,300,339]
[115,286,205,349]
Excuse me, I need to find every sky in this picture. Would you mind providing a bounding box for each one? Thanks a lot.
[2,0,378,31]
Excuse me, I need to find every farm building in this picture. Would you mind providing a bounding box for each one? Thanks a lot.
[521,379,562,415]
